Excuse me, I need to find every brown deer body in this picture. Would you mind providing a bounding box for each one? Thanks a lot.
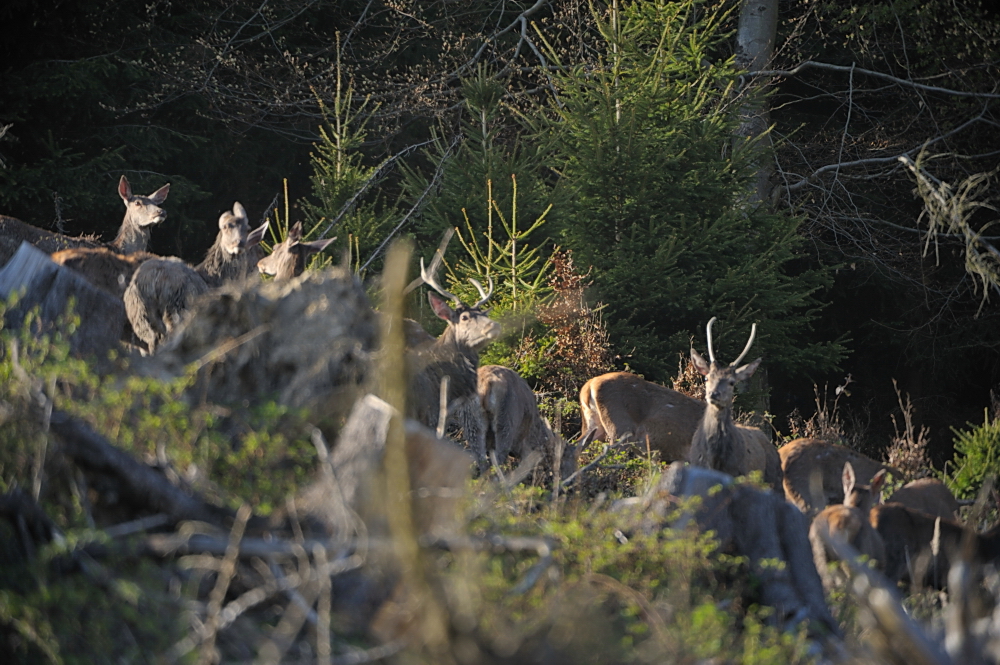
[407,259,500,472]
[51,247,157,299]
[871,503,1000,588]
[579,372,705,461]
[809,462,886,588]
[687,318,784,495]
[0,176,169,266]
[256,222,335,280]
[124,257,209,353]
[478,365,581,480]
[779,438,897,516]
[885,478,960,520]
[195,202,270,287]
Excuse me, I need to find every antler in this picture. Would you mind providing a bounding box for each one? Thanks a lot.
[706,317,717,364]
[420,257,461,305]
[469,275,494,308]
[731,322,757,367]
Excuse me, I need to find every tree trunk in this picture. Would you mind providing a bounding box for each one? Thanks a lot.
[734,0,779,206]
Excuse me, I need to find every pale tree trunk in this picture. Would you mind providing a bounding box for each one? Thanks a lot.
[734,0,778,207]
[734,0,779,416]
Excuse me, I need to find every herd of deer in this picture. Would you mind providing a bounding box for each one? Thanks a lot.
[2,175,997,596]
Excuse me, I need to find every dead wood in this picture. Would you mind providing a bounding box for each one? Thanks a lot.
[49,408,240,528]
[626,462,839,637]
[0,488,60,558]
[137,265,377,414]
[0,241,126,360]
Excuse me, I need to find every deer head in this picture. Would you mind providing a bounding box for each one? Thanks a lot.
[842,462,886,513]
[420,258,501,351]
[257,221,336,280]
[690,317,761,410]
[118,175,169,229]
[216,202,269,255]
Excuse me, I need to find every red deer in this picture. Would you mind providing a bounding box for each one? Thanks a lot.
[0,176,169,265]
[779,438,897,516]
[809,462,886,588]
[408,258,500,472]
[124,258,209,353]
[478,365,583,481]
[51,247,157,299]
[871,503,1000,588]
[256,222,335,280]
[885,478,960,520]
[195,202,270,287]
[579,372,705,461]
[687,318,783,495]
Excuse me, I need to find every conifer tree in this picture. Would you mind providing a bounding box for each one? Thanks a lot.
[535,0,844,381]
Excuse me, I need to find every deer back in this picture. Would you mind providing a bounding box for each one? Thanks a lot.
[886,478,960,520]
[779,438,897,516]
[51,247,155,299]
[580,372,704,461]
[870,502,983,588]
[124,257,209,352]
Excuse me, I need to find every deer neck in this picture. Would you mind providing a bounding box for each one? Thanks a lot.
[697,401,736,466]
[110,218,151,254]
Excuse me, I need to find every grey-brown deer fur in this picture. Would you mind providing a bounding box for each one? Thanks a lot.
[687,318,784,496]
[124,257,209,353]
[195,202,269,287]
[478,365,581,481]
[407,260,500,472]
[256,221,335,281]
[809,462,886,589]
[51,247,157,299]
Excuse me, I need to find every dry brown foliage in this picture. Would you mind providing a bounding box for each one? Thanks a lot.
[885,380,933,480]
[517,249,615,399]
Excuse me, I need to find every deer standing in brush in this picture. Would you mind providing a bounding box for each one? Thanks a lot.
[809,462,886,588]
[579,371,705,461]
[408,258,500,472]
[779,438,898,516]
[196,202,270,287]
[256,222,335,280]
[479,365,586,481]
[687,317,784,495]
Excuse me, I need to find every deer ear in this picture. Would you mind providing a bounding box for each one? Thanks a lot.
[232,202,247,221]
[870,468,887,496]
[119,175,132,202]
[303,236,336,255]
[247,220,269,246]
[428,291,456,322]
[690,348,710,376]
[149,183,170,205]
[733,357,762,383]
[842,462,856,497]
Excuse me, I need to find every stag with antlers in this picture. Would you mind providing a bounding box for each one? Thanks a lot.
[687,317,784,495]
[407,256,501,472]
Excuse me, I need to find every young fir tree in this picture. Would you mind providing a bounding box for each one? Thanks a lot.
[533,0,844,382]
[302,51,397,273]
[402,66,559,253]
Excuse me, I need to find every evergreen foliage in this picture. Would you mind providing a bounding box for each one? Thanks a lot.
[947,411,1000,500]
[302,51,398,273]
[533,0,844,381]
